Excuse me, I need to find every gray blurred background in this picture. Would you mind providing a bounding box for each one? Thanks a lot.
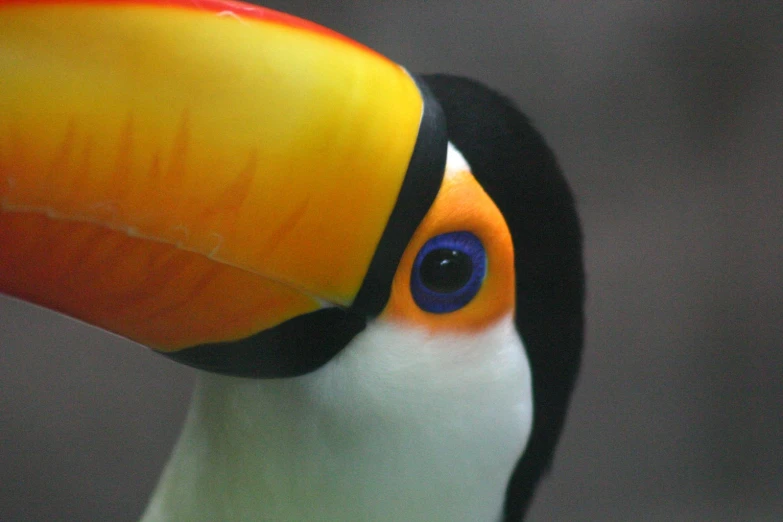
[1,1,781,520]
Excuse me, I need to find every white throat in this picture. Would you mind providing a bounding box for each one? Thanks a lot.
[141,315,532,522]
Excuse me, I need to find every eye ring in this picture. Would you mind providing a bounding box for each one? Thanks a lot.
[410,231,486,314]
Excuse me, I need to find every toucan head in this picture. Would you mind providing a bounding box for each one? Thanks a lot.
[0,1,584,519]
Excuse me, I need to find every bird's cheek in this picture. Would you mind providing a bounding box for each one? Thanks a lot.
[381,168,515,332]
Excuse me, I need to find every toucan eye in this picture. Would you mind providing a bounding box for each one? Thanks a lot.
[410,231,486,313]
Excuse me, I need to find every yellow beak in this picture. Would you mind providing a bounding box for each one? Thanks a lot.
[0,0,443,363]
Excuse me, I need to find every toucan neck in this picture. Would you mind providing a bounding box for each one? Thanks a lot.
[141,317,532,522]
[141,372,331,522]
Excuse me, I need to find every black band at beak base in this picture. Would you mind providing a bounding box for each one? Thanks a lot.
[350,76,447,317]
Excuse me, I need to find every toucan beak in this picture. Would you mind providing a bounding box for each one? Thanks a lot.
[0,1,429,354]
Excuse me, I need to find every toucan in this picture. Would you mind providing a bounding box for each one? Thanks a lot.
[0,1,584,520]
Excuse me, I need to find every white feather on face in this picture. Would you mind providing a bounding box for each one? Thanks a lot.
[142,313,532,522]
[446,141,471,173]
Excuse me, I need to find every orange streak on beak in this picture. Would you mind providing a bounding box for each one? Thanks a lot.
[0,213,319,350]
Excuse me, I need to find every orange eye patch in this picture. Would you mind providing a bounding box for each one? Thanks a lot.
[382,164,515,332]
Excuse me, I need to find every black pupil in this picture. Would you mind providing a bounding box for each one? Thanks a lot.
[420,248,473,294]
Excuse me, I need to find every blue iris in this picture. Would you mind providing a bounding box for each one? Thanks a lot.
[410,231,486,313]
